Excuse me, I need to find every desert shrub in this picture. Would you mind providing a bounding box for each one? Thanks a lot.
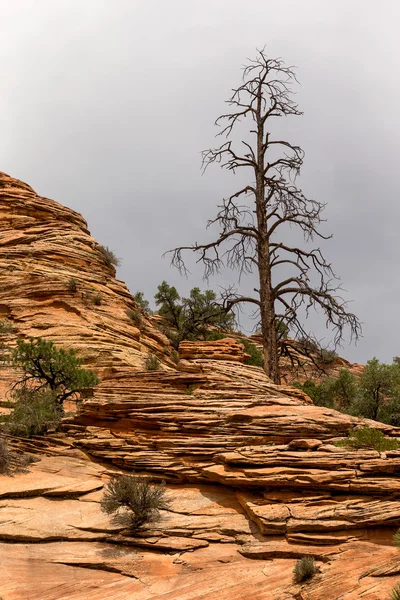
[154,281,235,348]
[0,320,13,334]
[126,309,142,327]
[293,380,329,406]
[6,389,62,437]
[334,426,400,452]
[0,434,10,474]
[185,385,196,395]
[145,354,161,371]
[390,584,400,600]
[93,294,102,306]
[297,337,320,355]
[67,278,78,292]
[294,369,358,411]
[99,245,121,268]
[204,331,229,342]
[133,292,153,315]
[319,348,338,364]
[100,474,170,530]
[170,349,180,364]
[275,319,289,341]
[12,337,99,405]
[239,338,264,367]
[293,556,316,583]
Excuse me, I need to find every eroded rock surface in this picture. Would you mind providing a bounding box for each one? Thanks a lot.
[1,171,400,599]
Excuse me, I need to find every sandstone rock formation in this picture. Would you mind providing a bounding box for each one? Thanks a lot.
[1,171,400,599]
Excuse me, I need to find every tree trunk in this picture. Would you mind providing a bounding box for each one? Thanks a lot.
[255,88,280,384]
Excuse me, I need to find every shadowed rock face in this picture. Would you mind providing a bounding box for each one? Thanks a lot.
[1,171,400,599]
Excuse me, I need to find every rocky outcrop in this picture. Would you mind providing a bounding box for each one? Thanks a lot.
[178,338,248,362]
[1,171,400,599]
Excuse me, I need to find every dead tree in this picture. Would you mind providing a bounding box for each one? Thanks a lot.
[168,49,361,383]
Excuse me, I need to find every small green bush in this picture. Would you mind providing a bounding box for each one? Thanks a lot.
[334,426,400,452]
[126,309,142,327]
[204,331,229,341]
[67,278,78,292]
[293,556,316,583]
[6,389,62,437]
[239,338,264,367]
[100,474,170,530]
[145,354,161,371]
[393,529,400,550]
[319,348,338,365]
[185,385,196,395]
[293,380,325,405]
[99,245,121,268]
[170,349,180,364]
[0,320,13,334]
[0,435,10,474]
[297,337,320,355]
[390,584,400,600]
[275,319,289,341]
[93,294,102,306]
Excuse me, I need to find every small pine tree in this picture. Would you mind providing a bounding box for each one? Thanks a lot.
[12,338,99,405]
[133,292,153,314]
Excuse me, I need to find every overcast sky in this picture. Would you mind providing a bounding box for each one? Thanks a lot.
[1,0,399,363]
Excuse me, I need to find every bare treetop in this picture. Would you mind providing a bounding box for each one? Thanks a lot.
[168,48,361,383]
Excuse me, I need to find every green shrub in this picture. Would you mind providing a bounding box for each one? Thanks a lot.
[319,348,338,364]
[0,320,13,334]
[12,337,99,405]
[334,426,400,452]
[239,338,264,367]
[293,556,316,583]
[297,337,320,355]
[145,354,161,371]
[154,281,235,348]
[126,309,142,327]
[393,529,400,550]
[390,584,400,600]
[275,319,289,341]
[170,349,180,364]
[293,380,328,406]
[6,389,62,438]
[67,278,78,292]
[204,331,229,342]
[100,474,170,530]
[0,434,10,474]
[185,385,196,395]
[294,369,358,411]
[93,294,102,306]
[99,245,121,268]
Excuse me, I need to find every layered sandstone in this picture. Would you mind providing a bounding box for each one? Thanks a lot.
[1,171,400,599]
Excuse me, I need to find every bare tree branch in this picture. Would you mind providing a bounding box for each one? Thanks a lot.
[167,48,361,383]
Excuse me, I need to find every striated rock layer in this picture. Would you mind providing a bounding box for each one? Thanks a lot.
[1,171,400,599]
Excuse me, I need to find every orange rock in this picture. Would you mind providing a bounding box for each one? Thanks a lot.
[1,171,400,599]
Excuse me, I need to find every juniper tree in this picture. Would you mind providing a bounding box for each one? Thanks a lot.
[12,338,99,405]
[169,49,361,383]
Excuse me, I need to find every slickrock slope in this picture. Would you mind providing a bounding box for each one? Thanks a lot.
[1,171,400,599]
[0,171,174,378]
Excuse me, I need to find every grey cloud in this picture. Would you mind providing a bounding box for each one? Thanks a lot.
[1,0,399,363]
